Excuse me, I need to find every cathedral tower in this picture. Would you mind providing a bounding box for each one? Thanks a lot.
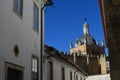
[69,19,107,75]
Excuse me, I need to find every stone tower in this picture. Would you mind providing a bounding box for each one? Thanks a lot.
[69,20,107,75]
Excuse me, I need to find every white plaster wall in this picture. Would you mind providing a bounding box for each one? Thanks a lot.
[43,53,87,80]
[86,74,111,80]
[0,0,42,80]
[53,57,86,80]
[0,56,4,80]
[106,61,110,71]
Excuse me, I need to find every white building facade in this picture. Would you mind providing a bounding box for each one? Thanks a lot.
[0,0,45,80]
[86,74,111,80]
[44,45,87,80]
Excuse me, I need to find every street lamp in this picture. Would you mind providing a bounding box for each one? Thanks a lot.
[40,0,53,80]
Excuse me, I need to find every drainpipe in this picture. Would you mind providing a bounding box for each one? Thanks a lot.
[40,1,53,80]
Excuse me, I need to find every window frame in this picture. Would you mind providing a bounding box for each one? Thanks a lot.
[5,62,24,80]
[13,0,23,18]
[47,61,53,80]
[70,71,72,80]
[31,55,39,80]
[61,67,65,80]
[80,76,82,80]
[33,2,39,33]
[76,75,78,80]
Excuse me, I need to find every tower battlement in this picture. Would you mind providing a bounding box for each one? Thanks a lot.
[69,20,107,75]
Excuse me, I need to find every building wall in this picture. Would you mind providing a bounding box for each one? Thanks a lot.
[99,54,106,74]
[0,0,42,80]
[43,52,87,80]
[86,45,105,55]
[88,57,99,75]
[76,56,87,72]
[99,0,120,80]
[70,45,87,55]
[86,74,111,80]
[106,60,110,73]
[70,44,107,75]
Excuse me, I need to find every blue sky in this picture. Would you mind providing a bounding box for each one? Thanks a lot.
[45,0,108,55]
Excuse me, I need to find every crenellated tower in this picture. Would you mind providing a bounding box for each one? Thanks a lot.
[69,19,107,75]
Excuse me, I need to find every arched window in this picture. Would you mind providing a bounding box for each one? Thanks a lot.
[76,75,78,80]
[70,71,72,80]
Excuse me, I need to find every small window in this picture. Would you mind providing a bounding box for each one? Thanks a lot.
[14,0,23,16]
[76,75,78,80]
[34,3,39,32]
[32,55,39,80]
[70,72,72,80]
[80,77,82,80]
[5,62,24,80]
[7,68,22,80]
[61,67,65,80]
[48,61,53,80]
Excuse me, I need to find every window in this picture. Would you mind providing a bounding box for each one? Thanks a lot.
[5,62,24,80]
[76,75,78,80]
[34,3,39,32]
[61,67,65,80]
[47,61,53,80]
[80,77,82,80]
[14,0,23,16]
[7,68,22,80]
[70,72,72,80]
[32,55,39,80]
